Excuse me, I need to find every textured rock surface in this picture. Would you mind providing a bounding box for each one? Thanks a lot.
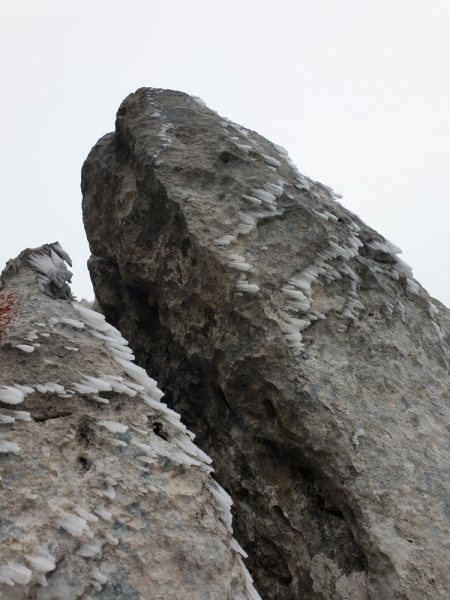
[0,243,260,599]
[82,88,450,600]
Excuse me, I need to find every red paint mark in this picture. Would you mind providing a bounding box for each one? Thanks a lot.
[0,293,21,344]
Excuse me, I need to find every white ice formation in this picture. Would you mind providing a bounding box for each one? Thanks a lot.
[145,89,175,167]
[28,246,73,299]
[197,105,434,355]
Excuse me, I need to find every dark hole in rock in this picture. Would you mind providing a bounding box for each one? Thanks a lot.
[234,487,250,504]
[373,250,396,264]
[77,456,91,475]
[324,505,345,519]
[251,536,294,587]
[181,238,191,257]
[77,420,94,447]
[219,151,239,164]
[295,466,315,482]
[263,398,277,420]
[153,422,169,441]
[98,391,115,401]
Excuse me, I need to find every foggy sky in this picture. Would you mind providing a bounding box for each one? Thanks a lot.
[1,0,449,306]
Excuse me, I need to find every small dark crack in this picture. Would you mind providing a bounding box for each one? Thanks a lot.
[33,412,72,422]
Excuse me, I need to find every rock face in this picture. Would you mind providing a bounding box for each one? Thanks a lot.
[82,88,450,600]
[0,243,260,599]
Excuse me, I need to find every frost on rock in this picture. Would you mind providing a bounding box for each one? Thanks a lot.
[0,440,21,453]
[0,562,32,586]
[97,420,128,433]
[0,386,25,405]
[208,481,234,534]
[25,547,56,574]
[0,242,260,600]
[16,344,35,353]
[28,244,74,300]
[351,428,365,448]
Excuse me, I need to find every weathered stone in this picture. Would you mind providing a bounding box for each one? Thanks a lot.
[82,88,450,600]
[0,243,259,599]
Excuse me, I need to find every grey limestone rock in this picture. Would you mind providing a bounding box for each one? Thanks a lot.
[82,88,450,600]
[0,243,259,599]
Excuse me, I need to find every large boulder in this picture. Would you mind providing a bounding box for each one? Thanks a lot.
[0,243,259,599]
[82,88,450,600]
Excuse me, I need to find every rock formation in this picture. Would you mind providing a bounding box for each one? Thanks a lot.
[82,88,450,600]
[0,243,260,599]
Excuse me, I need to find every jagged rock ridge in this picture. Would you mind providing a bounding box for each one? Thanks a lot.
[0,243,260,599]
[82,88,450,600]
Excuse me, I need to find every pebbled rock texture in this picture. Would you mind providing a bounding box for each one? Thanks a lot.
[82,88,450,600]
[0,243,259,600]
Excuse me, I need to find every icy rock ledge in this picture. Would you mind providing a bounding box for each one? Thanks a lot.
[0,243,260,600]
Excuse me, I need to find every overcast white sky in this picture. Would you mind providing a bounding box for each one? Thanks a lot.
[1,0,449,306]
